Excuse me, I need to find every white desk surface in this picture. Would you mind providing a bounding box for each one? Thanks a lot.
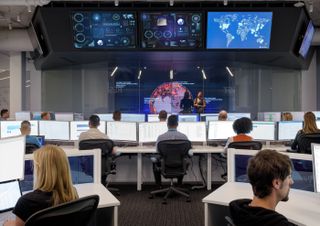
[75,183,120,208]
[203,182,320,226]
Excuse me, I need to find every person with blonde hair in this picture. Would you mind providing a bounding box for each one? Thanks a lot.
[291,111,320,151]
[4,145,78,226]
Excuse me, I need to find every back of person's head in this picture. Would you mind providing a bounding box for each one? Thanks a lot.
[1,109,9,118]
[33,145,78,205]
[89,114,100,128]
[232,117,252,134]
[20,120,31,135]
[167,115,178,128]
[183,91,190,99]
[303,111,318,133]
[41,112,51,120]
[247,149,292,199]
[113,110,121,121]
[282,112,293,121]
[218,110,228,121]
[158,110,167,122]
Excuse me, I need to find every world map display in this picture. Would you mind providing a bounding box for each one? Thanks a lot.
[207,12,273,49]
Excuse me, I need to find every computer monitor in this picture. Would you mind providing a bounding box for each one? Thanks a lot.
[0,136,25,182]
[96,113,114,121]
[178,114,198,122]
[312,143,320,193]
[55,112,74,121]
[228,149,314,192]
[0,121,38,138]
[70,121,106,140]
[261,112,281,122]
[313,111,320,120]
[178,122,206,142]
[32,112,42,120]
[278,121,303,140]
[139,122,168,143]
[35,135,45,146]
[249,121,275,140]
[15,111,31,121]
[299,20,315,58]
[121,113,145,122]
[0,180,22,212]
[208,121,235,140]
[107,121,137,142]
[39,121,70,140]
[228,113,251,121]
[147,114,160,122]
[290,112,304,121]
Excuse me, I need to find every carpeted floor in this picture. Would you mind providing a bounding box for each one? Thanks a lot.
[116,184,221,226]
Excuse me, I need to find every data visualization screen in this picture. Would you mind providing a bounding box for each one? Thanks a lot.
[207,12,272,49]
[249,121,275,140]
[0,121,38,138]
[278,121,303,140]
[70,121,106,140]
[178,122,206,142]
[39,121,69,140]
[141,12,203,49]
[139,122,167,143]
[0,180,21,212]
[208,121,235,140]
[72,11,137,48]
[107,121,137,142]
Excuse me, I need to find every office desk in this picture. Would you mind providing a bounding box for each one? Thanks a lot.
[75,183,120,226]
[202,182,320,226]
[117,145,224,191]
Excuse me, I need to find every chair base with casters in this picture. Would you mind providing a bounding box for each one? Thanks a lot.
[103,159,120,196]
[149,178,191,204]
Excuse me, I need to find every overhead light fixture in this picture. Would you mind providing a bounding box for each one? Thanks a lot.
[294,1,305,7]
[170,0,174,6]
[170,69,174,80]
[138,69,142,80]
[17,15,21,22]
[223,0,228,6]
[201,69,207,80]
[114,0,119,6]
[27,5,32,13]
[226,66,234,77]
[110,66,118,77]
[0,76,10,81]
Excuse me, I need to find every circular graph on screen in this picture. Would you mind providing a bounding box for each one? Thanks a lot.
[149,82,192,114]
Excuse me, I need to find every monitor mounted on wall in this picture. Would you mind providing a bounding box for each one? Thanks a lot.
[299,20,314,58]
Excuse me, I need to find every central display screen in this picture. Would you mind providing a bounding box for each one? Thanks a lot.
[72,11,137,48]
[141,12,203,48]
[206,12,273,49]
[299,21,314,58]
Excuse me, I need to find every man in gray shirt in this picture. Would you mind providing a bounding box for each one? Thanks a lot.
[153,115,192,186]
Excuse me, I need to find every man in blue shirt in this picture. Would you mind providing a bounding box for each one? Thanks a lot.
[20,120,42,147]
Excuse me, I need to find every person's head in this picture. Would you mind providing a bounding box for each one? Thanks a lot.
[232,117,252,134]
[20,120,32,136]
[33,145,78,205]
[218,110,228,121]
[158,110,167,122]
[247,149,293,202]
[41,112,51,120]
[89,114,100,128]
[167,115,178,129]
[197,91,203,98]
[303,111,318,133]
[113,110,121,121]
[282,112,293,121]
[183,91,190,99]
[0,109,9,119]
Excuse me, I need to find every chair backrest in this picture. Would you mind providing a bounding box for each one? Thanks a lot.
[79,139,114,156]
[225,216,237,226]
[228,141,262,150]
[25,195,99,226]
[297,133,320,154]
[157,139,192,178]
[25,143,40,154]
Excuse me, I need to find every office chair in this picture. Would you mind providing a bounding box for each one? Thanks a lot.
[79,139,119,195]
[225,216,237,226]
[150,139,192,204]
[25,143,40,154]
[25,195,99,226]
[296,133,320,154]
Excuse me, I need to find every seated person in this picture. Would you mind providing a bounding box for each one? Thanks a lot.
[158,110,167,122]
[229,149,295,226]
[291,111,320,151]
[113,110,121,121]
[281,112,293,121]
[41,112,51,120]
[152,115,192,187]
[4,145,78,226]
[20,120,42,148]
[0,108,9,121]
[218,110,228,121]
[224,117,253,152]
[79,115,108,141]
[180,91,193,113]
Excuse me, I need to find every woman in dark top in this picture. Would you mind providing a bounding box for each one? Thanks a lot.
[291,111,320,150]
[193,91,206,113]
[180,91,193,113]
[4,145,78,226]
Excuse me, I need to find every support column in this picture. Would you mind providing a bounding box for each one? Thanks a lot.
[9,52,22,118]
[28,60,41,111]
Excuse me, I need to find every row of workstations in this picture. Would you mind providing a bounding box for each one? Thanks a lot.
[0,120,313,142]
[202,147,320,226]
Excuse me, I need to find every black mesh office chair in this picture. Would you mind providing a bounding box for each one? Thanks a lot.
[150,139,192,204]
[25,195,99,226]
[25,143,40,154]
[227,141,263,150]
[79,139,119,195]
[296,133,320,154]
